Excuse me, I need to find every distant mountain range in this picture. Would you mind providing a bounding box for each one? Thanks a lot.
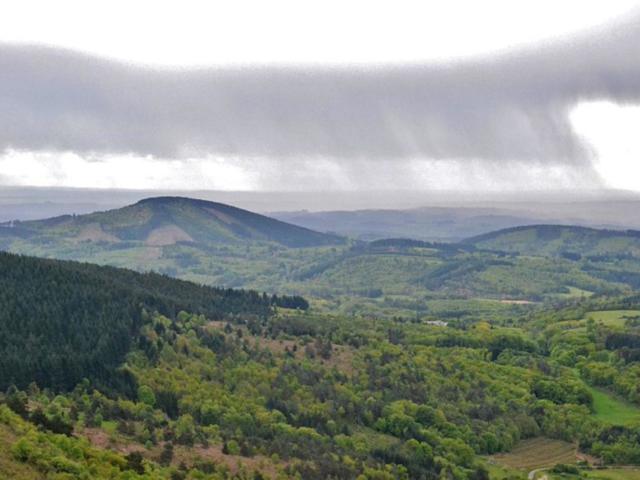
[271,205,640,242]
[272,207,549,242]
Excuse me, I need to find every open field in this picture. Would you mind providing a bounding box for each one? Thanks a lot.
[546,468,640,480]
[583,469,640,480]
[490,437,576,471]
[484,461,527,479]
[555,286,594,299]
[584,310,640,327]
[587,385,640,425]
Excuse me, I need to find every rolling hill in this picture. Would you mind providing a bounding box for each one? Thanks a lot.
[0,197,344,248]
[4,201,640,316]
[466,224,640,258]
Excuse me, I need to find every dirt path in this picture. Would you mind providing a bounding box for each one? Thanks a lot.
[528,468,548,480]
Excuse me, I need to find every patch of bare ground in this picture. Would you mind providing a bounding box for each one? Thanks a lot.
[207,321,356,375]
[81,427,143,455]
[81,427,284,479]
[499,299,535,304]
[491,437,577,470]
[176,444,285,479]
[75,223,120,243]
[576,451,603,466]
[136,246,162,261]
[145,225,194,246]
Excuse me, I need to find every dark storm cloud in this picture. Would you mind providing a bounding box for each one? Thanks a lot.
[1,13,640,164]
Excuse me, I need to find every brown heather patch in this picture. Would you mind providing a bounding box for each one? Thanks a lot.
[207,320,356,375]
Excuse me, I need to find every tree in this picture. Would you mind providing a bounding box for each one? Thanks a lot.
[125,451,145,474]
[138,385,156,407]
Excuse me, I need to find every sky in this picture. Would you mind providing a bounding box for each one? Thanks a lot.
[1,1,640,193]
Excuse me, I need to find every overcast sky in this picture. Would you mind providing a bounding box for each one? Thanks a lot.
[1,0,640,193]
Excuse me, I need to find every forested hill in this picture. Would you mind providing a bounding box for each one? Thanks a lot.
[0,252,305,392]
[0,196,345,248]
[465,224,640,257]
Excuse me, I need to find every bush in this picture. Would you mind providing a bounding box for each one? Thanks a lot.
[550,463,580,474]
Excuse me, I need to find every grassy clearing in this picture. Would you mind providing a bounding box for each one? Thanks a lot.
[587,385,640,425]
[558,309,640,335]
[583,469,640,480]
[555,287,594,299]
[490,437,576,471]
[101,419,118,434]
[484,460,527,479]
[584,310,640,327]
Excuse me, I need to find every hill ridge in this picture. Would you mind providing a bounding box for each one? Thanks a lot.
[464,224,640,244]
[1,196,345,248]
[464,224,640,258]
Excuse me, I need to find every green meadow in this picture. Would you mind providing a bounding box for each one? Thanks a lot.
[588,385,640,425]
[585,310,640,327]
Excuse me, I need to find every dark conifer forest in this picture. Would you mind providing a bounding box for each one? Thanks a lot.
[0,252,281,392]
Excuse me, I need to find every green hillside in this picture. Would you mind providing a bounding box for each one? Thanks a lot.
[0,251,305,392]
[3,254,640,477]
[0,196,344,248]
[466,225,640,258]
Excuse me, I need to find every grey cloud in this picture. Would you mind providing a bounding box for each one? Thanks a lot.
[1,13,640,165]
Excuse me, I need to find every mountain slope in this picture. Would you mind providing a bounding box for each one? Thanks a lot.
[466,224,640,257]
[0,251,303,392]
[0,197,344,248]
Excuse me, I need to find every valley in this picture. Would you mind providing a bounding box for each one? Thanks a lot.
[3,198,640,322]
[5,6,640,478]
[1,198,640,479]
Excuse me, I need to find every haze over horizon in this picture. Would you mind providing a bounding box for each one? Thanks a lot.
[2,1,640,199]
